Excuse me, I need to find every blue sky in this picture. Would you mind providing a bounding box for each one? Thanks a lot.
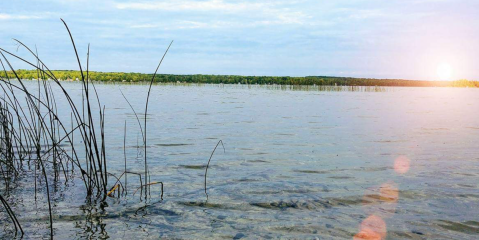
[1,0,478,80]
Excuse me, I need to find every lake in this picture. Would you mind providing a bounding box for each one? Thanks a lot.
[1,81,479,239]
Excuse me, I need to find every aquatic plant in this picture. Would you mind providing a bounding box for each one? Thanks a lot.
[0,19,177,238]
[204,140,225,201]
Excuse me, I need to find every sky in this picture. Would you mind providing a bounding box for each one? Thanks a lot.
[0,0,478,80]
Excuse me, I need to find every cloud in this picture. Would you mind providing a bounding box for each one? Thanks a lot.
[130,23,158,29]
[128,16,308,31]
[116,0,268,12]
[3,0,476,79]
[120,0,309,29]
[413,0,451,3]
[130,21,208,29]
[116,0,311,30]
[0,13,44,20]
[346,9,386,20]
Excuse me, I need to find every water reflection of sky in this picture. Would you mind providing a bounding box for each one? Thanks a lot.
[2,82,479,239]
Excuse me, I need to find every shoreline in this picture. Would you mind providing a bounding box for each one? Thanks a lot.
[4,69,479,88]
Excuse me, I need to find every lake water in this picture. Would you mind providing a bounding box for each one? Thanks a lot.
[2,82,479,239]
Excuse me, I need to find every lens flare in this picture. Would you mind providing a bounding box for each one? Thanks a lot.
[354,229,382,240]
[354,215,387,240]
[394,156,410,174]
[362,182,399,218]
[379,183,399,203]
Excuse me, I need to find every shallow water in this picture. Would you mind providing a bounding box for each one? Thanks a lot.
[2,82,479,239]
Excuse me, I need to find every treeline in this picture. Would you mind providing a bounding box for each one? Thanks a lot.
[4,69,479,87]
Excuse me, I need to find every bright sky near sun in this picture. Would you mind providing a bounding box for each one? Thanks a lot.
[1,0,478,80]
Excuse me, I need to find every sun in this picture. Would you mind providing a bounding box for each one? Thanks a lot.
[437,63,453,81]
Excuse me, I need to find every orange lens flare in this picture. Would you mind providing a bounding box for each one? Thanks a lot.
[354,229,382,240]
[362,182,399,219]
[379,183,399,203]
[394,156,410,174]
[355,215,387,240]
[357,155,410,239]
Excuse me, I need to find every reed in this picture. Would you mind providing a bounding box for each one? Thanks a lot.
[0,19,229,239]
[0,19,154,238]
[143,40,173,199]
[204,140,225,201]
[0,194,23,237]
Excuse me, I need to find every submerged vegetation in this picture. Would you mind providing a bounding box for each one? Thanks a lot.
[0,20,228,239]
[6,69,479,87]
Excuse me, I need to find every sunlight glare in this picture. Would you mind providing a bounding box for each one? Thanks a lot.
[437,63,453,81]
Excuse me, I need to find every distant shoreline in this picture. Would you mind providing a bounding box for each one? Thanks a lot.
[5,70,479,88]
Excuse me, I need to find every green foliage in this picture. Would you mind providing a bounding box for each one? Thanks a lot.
[4,70,479,87]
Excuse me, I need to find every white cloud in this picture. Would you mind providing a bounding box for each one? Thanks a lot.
[413,0,451,3]
[128,16,309,31]
[130,23,158,29]
[273,10,309,24]
[130,21,209,29]
[0,13,44,20]
[116,0,268,12]
[120,0,310,29]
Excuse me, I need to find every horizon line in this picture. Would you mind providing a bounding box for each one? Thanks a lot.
[11,69,475,82]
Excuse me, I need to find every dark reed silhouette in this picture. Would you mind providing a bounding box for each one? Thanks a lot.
[0,19,180,238]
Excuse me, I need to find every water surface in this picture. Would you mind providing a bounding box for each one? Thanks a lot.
[2,82,479,239]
